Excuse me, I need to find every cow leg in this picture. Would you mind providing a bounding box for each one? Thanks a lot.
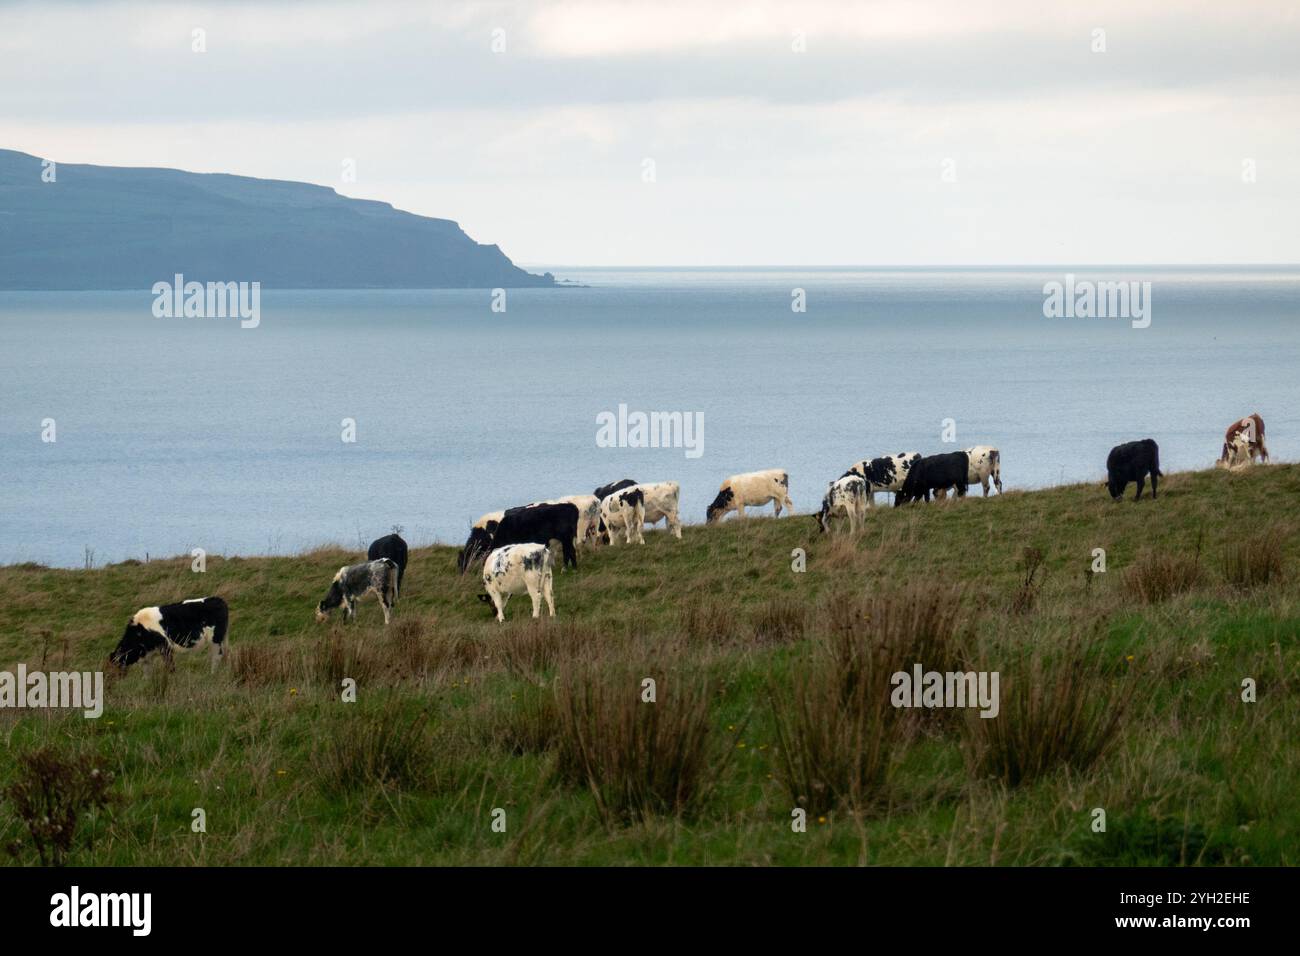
[982,477,990,497]
[492,590,507,623]
[563,538,578,569]
[1134,475,1145,501]
[1150,470,1158,499]
[528,582,541,618]
[669,512,682,539]
[957,483,967,498]
[544,572,555,617]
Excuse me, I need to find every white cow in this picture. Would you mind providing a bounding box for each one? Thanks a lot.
[706,469,793,523]
[479,543,555,622]
[599,480,683,545]
[844,452,922,506]
[817,474,868,533]
[965,446,1003,495]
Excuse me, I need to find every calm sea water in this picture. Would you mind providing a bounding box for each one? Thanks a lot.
[2,267,1297,568]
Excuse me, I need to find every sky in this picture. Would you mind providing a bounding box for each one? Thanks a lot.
[2,0,1298,266]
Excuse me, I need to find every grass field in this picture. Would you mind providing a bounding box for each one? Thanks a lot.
[1,464,1297,866]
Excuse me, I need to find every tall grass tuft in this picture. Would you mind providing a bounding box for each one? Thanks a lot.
[751,596,807,645]
[552,664,719,825]
[1123,535,1204,603]
[311,706,434,794]
[962,638,1127,788]
[1222,529,1285,590]
[769,586,967,814]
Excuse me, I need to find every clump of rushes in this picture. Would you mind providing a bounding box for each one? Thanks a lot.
[1222,528,1285,590]
[962,637,1127,788]
[552,664,724,825]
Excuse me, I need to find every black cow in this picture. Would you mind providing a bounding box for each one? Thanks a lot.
[110,596,229,671]
[367,532,408,598]
[491,502,581,570]
[594,478,638,500]
[895,452,970,505]
[1106,439,1162,501]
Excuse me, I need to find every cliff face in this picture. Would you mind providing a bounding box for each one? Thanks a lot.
[0,150,554,289]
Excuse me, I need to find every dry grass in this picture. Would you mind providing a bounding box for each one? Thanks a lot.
[1222,529,1285,590]
[1123,548,1204,604]
[552,663,720,825]
[310,705,434,794]
[963,637,1128,788]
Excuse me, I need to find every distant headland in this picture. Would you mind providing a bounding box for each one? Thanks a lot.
[0,149,555,290]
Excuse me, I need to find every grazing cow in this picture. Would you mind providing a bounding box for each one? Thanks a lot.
[1217,432,1255,470]
[457,510,505,574]
[1106,439,1162,501]
[110,596,229,671]
[600,481,682,544]
[816,474,868,533]
[594,478,639,500]
[934,446,1004,499]
[843,452,921,506]
[895,452,970,505]
[477,543,555,622]
[1219,413,1268,467]
[366,532,408,599]
[316,558,398,625]
[706,469,794,523]
[532,495,602,545]
[600,485,646,545]
[488,502,580,570]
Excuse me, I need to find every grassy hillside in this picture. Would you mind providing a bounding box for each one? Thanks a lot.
[0,465,1297,866]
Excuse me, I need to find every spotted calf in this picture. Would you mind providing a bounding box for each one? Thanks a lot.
[316,558,398,625]
[478,543,556,622]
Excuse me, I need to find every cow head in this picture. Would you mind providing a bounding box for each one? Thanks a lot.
[705,487,733,524]
[316,578,344,622]
[457,527,494,575]
[109,621,158,671]
[814,510,829,534]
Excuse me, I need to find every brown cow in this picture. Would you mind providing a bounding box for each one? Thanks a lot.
[1218,413,1268,467]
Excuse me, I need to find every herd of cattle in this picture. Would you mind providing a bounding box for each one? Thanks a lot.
[105,414,1273,668]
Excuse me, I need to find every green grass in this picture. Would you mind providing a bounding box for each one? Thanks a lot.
[1,464,1297,865]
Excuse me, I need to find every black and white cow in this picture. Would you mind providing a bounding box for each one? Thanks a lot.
[843,452,921,506]
[933,446,1003,500]
[367,532,408,599]
[1106,439,1162,501]
[109,596,229,671]
[485,502,581,570]
[477,543,556,622]
[895,452,970,505]
[316,558,399,625]
[457,510,505,574]
[600,485,645,545]
[816,474,868,533]
[593,478,639,500]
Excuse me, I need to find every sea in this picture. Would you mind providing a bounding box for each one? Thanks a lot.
[2,266,1297,568]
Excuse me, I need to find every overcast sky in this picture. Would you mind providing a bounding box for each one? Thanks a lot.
[3,0,1298,266]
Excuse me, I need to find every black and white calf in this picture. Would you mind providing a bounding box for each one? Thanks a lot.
[600,485,645,545]
[110,596,229,671]
[816,474,868,533]
[1106,439,1162,501]
[367,532,408,599]
[895,452,970,504]
[316,558,399,625]
[478,543,556,622]
[843,452,921,506]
